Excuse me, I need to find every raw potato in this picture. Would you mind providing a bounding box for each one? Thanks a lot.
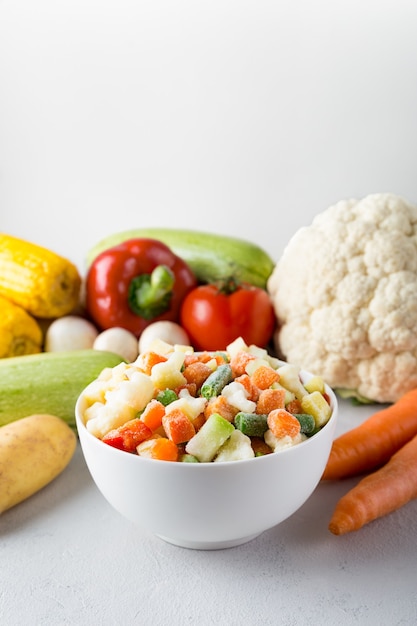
[0,413,77,514]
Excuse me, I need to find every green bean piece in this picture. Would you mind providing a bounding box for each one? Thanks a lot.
[234,412,269,437]
[201,364,233,400]
[294,413,316,435]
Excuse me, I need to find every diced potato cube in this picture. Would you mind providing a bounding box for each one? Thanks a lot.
[244,357,271,376]
[226,336,249,359]
[304,375,326,394]
[300,391,331,428]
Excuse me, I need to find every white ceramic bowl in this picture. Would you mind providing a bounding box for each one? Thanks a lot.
[75,371,338,550]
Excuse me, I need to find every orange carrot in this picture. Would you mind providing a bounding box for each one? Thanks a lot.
[251,436,273,457]
[162,409,196,444]
[182,361,212,390]
[322,388,417,481]
[329,432,417,535]
[234,374,260,402]
[141,399,166,431]
[267,409,301,439]
[136,436,179,461]
[250,365,280,390]
[256,388,286,414]
[204,395,238,423]
[180,382,199,397]
[102,418,152,452]
[191,412,206,432]
[136,351,167,375]
[230,351,256,377]
[285,399,303,415]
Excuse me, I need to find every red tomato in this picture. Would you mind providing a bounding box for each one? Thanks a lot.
[180,282,276,351]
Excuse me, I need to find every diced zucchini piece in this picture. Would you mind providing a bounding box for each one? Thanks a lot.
[185,413,234,462]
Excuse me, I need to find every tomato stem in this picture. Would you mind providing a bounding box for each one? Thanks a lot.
[216,277,240,295]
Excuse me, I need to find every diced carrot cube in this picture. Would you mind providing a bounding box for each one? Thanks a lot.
[136,351,167,375]
[191,412,206,432]
[102,418,152,453]
[234,374,259,402]
[285,399,303,415]
[175,382,198,397]
[137,437,179,461]
[182,361,212,390]
[250,365,280,390]
[212,353,229,366]
[267,409,301,439]
[197,351,215,363]
[230,351,256,377]
[256,388,286,414]
[162,409,196,444]
[250,436,273,457]
[204,395,239,423]
[183,353,200,366]
[140,399,166,431]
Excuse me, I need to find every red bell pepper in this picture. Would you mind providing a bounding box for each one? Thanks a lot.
[102,418,152,452]
[85,238,197,337]
[180,279,276,351]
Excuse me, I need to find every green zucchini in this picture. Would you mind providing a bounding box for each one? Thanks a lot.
[0,350,125,429]
[85,227,275,289]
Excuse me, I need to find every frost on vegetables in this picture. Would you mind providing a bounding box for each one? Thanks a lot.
[80,336,333,463]
[267,193,417,404]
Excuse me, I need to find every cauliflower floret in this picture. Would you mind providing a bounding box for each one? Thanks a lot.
[214,429,255,462]
[264,430,306,452]
[221,381,257,413]
[165,389,207,420]
[83,366,154,438]
[268,193,417,403]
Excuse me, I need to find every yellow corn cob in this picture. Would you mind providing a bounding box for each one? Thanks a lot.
[0,233,81,318]
[0,294,43,357]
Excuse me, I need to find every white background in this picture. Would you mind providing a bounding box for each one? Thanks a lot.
[2,3,417,625]
[1,0,417,273]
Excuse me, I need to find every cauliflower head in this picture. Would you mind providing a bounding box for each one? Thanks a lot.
[267,193,417,403]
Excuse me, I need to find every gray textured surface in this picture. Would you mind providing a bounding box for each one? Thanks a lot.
[2,400,417,626]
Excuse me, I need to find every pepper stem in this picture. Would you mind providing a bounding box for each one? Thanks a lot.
[128,265,175,320]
